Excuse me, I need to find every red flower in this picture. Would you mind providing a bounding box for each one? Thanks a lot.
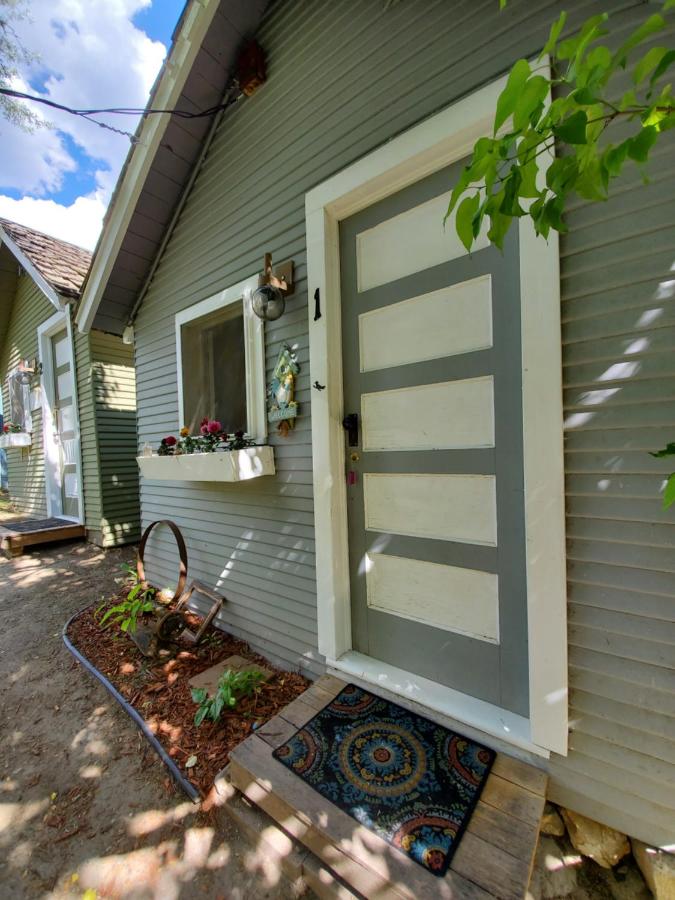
[2,424,8,433]
[163,435,177,446]
[200,417,208,427]
[235,430,245,439]
[207,420,222,434]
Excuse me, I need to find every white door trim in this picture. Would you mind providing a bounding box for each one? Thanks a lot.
[38,309,84,524]
[305,70,568,757]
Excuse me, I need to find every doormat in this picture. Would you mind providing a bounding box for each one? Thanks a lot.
[273,683,495,877]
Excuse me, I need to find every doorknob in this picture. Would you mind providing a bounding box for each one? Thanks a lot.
[342,413,359,447]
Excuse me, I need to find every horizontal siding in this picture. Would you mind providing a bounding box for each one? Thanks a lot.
[132,0,674,841]
[90,330,140,546]
[75,330,103,538]
[548,12,675,847]
[0,275,54,517]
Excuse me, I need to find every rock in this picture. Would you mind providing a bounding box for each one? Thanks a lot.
[531,835,580,899]
[560,808,630,869]
[541,803,566,837]
[632,839,675,900]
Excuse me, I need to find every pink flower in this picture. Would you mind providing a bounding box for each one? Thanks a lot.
[200,424,209,435]
[207,420,222,434]
[163,435,177,446]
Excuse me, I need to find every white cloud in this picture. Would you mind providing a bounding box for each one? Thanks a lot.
[0,0,167,245]
[0,192,106,250]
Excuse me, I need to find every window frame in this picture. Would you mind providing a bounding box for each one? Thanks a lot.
[175,275,267,443]
[6,367,33,433]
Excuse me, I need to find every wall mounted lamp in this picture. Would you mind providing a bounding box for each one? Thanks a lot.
[16,358,42,385]
[251,252,294,322]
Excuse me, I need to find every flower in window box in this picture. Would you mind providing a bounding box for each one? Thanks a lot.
[207,420,223,434]
[158,435,177,456]
[180,427,190,437]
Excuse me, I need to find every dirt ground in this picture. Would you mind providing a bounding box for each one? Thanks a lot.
[0,505,651,900]
[0,521,305,900]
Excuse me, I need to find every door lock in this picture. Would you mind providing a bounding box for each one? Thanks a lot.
[342,413,359,447]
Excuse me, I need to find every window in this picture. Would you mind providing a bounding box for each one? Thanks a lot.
[175,276,266,441]
[7,369,32,432]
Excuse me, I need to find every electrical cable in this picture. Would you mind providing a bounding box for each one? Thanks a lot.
[0,85,241,143]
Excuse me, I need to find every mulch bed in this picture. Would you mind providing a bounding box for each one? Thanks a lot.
[66,598,310,798]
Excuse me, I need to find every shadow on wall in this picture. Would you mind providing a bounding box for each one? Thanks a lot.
[561,264,675,510]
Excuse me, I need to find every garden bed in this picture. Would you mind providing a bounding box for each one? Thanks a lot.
[65,599,309,798]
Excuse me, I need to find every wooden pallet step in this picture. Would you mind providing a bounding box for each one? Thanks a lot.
[213,768,362,899]
[228,675,547,900]
[0,519,85,557]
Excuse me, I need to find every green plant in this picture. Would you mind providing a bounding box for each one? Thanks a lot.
[99,563,156,633]
[651,444,675,508]
[448,0,675,251]
[191,668,266,726]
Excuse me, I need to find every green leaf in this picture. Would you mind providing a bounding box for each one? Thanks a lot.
[602,141,629,177]
[543,195,567,233]
[500,166,526,216]
[613,14,666,71]
[650,442,675,458]
[494,59,531,133]
[539,11,567,61]
[664,0,675,10]
[554,110,588,144]
[486,207,511,250]
[194,706,208,727]
[628,125,658,162]
[634,46,669,84]
[455,193,481,252]
[445,166,472,219]
[546,155,578,194]
[513,75,550,130]
[662,473,675,509]
[191,688,207,703]
[649,49,675,89]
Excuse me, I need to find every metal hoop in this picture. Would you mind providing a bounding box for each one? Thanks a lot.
[136,520,188,603]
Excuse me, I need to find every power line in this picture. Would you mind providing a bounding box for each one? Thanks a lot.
[0,86,240,142]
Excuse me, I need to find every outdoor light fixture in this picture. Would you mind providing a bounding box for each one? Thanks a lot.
[16,358,42,385]
[251,252,294,322]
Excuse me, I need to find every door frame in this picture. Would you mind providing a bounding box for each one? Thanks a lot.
[38,308,84,524]
[306,69,568,757]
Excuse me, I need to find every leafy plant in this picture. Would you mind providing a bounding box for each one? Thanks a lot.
[98,563,156,633]
[191,668,266,726]
[448,0,675,251]
[651,444,675,509]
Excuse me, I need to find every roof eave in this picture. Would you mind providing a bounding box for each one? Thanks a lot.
[75,0,221,334]
[0,224,64,311]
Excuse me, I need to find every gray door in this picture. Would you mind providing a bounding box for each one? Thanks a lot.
[340,159,529,717]
[50,329,79,519]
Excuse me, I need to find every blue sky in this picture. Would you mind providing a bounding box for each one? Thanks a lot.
[134,1,187,50]
[0,1,188,249]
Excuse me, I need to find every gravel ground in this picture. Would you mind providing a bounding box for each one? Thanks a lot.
[0,505,651,900]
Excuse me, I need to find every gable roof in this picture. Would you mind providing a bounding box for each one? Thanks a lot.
[0,218,91,300]
[76,0,269,335]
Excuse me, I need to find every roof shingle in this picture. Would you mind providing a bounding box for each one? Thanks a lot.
[0,219,91,298]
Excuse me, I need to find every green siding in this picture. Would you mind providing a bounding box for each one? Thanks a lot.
[131,0,675,845]
[75,329,104,539]
[90,330,140,546]
[0,274,54,516]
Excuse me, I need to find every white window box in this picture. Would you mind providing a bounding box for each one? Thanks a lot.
[136,446,275,482]
[0,432,31,449]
